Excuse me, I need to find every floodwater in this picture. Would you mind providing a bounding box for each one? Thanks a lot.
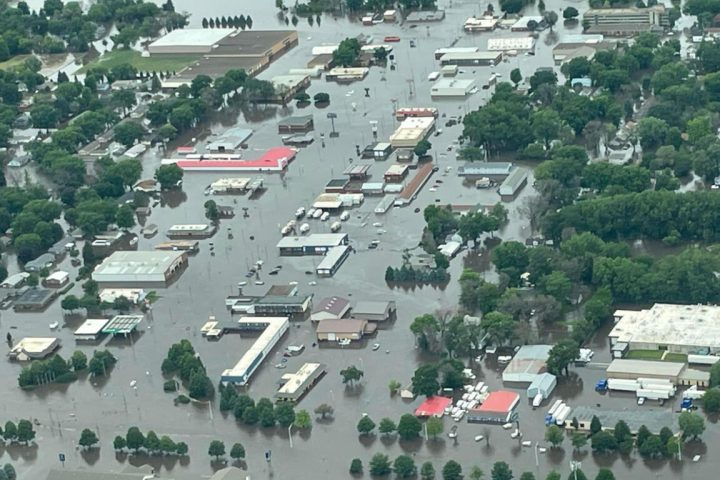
[2,1,714,479]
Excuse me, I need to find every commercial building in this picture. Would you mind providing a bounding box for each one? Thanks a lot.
[362,182,385,195]
[1,272,29,288]
[583,6,668,35]
[487,37,536,52]
[384,164,409,183]
[103,315,143,336]
[439,51,502,67]
[606,359,709,387]
[46,465,162,480]
[527,372,557,398]
[498,168,528,201]
[13,288,56,311]
[316,318,376,342]
[552,34,609,65]
[395,107,439,120]
[406,10,445,22]
[277,233,349,256]
[566,405,678,434]
[458,162,513,177]
[374,195,397,214]
[45,270,69,288]
[502,345,553,383]
[99,288,147,305]
[415,396,452,417]
[271,74,310,100]
[434,47,479,60]
[9,337,59,360]
[362,142,393,160]
[464,16,500,32]
[210,177,250,194]
[326,68,369,82]
[24,253,55,273]
[253,295,313,316]
[430,78,475,98]
[467,391,520,424]
[511,16,544,31]
[311,296,351,322]
[324,179,350,193]
[389,117,435,148]
[275,362,326,402]
[610,304,720,354]
[316,245,351,277]
[154,240,199,253]
[313,193,344,210]
[207,128,253,153]
[92,250,187,286]
[344,164,371,179]
[278,115,314,133]
[165,146,297,172]
[74,319,110,341]
[352,300,396,322]
[221,316,289,385]
[148,28,233,54]
[167,224,215,238]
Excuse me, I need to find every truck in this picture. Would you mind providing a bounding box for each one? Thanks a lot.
[595,380,608,392]
[607,378,640,392]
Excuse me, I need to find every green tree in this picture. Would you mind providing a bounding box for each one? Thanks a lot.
[144,431,160,453]
[591,431,617,454]
[532,108,562,149]
[113,122,145,148]
[154,164,184,189]
[204,200,220,223]
[369,453,392,476]
[116,204,135,230]
[340,365,364,385]
[394,455,417,478]
[638,434,663,458]
[545,425,564,448]
[314,403,334,419]
[357,415,376,435]
[710,362,720,387]
[547,339,580,376]
[590,416,602,435]
[594,469,615,480]
[259,408,276,428]
[379,417,397,436]
[126,427,144,452]
[230,442,245,461]
[333,38,361,67]
[397,414,422,440]
[350,458,363,475]
[421,462,436,480]
[294,409,312,429]
[519,474,535,480]
[703,388,720,413]
[157,435,175,455]
[510,68,522,86]
[481,311,516,346]
[275,403,296,428]
[571,432,587,451]
[113,435,126,451]
[414,139,432,157]
[175,442,189,455]
[208,440,225,460]
[16,420,34,444]
[3,464,15,480]
[678,411,705,440]
[426,416,443,439]
[470,466,485,480]
[491,462,513,480]
[442,460,463,480]
[2,422,16,443]
[563,6,579,18]
[61,295,82,312]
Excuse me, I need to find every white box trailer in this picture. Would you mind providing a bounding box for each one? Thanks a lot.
[682,386,705,400]
[555,405,572,425]
[688,354,720,365]
[637,388,672,400]
[637,377,674,388]
[532,393,543,407]
[548,400,563,416]
[607,378,640,392]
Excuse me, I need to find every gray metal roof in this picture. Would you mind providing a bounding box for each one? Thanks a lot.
[353,300,394,316]
[607,359,685,378]
[570,405,678,434]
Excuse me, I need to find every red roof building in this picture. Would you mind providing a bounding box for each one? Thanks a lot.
[468,391,520,424]
[164,147,297,172]
[414,396,452,417]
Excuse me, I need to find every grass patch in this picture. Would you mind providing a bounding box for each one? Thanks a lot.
[0,55,30,71]
[664,352,688,363]
[80,50,199,73]
[626,350,664,360]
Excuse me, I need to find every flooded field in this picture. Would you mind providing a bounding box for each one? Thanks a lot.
[1,1,716,480]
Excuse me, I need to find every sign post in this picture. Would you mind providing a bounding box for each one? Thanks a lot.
[58,453,65,467]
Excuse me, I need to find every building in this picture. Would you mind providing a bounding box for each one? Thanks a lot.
[209,177,250,194]
[154,241,199,253]
[277,233,349,256]
[511,16,545,31]
[74,319,110,341]
[46,465,163,480]
[352,300,396,322]
[375,195,397,214]
[610,304,720,354]
[406,10,445,22]
[583,6,668,35]
[362,142,393,160]
[498,167,528,201]
[440,64,458,77]
[552,34,610,64]
[92,250,187,285]
[526,372,557,398]
[253,295,313,316]
[102,315,143,336]
[566,406,678,434]
[313,193,344,210]
[458,162,513,177]
[1,272,29,288]
[209,467,244,480]
[99,288,147,305]
[278,115,314,133]
[45,271,69,288]
[415,396,452,417]
[24,253,55,273]
[311,296,351,322]
[464,16,500,32]
[502,345,553,383]
[439,51,502,67]
[384,164,409,183]
[207,128,253,153]
[165,146,297,172]
[221,317,290,385]
[395,107,439,120]
[467,391,520,424]
[167,224,215,238]
[430,78,475,98]
[606,359,709,387]
[326,68,369,82]
[389,117,435,148]
[148,28,232,54]
[48,236,74,258]
[13,288,56,311]
[316,318,375,341]
[316,245,351,277]
[9,337,59,360]
[271,74,310,100]
[487,37,536,52]
[361,182,385,195]
[434,47,479,60]
[265,284,299,297]
[344,164,372,179]
[275,362,326,402]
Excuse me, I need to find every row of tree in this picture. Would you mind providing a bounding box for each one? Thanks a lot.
[18,350,115,388]
[161,340,214,399]
[200,15,253,29]
[218,386,312,430]
[113,427,188,456]
[0,420,35,445]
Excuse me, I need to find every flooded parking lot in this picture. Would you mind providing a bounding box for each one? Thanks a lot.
[2,1,717,479]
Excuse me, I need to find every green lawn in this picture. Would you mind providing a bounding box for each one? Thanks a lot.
[80,50,200,73]
[664,352,688,363]
[626,350,688,363]
[0,55,30,71]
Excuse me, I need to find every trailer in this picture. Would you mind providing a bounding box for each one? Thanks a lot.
[637,378,675,388]
[548,400,563,416]
[555,405,572,425]
[688,354,720,365]
[636,388,672,400]
[682,386,705,400]
[474,381,485,392]
[607,378,640,392]
[532,393,543,407]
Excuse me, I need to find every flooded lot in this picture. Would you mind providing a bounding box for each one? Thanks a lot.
[1,1,716,480]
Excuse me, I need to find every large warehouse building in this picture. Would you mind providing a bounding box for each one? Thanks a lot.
[610,303,720,354]
[92,251,187,286]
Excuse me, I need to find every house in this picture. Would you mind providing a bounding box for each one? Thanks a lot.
[45,271,69,288]
[316,318,376,342]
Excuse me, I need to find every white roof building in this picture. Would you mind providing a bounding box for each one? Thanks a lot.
[389,116,435,148]
[487,37,536,51]
[9,337,59,360]
[222,317,290,385]
[92,251,187,285]
[99,288,147,304]
[74,319,110,341]
[430,78,475,98]
[148,28,232,54]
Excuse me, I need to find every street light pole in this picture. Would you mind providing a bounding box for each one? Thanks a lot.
[288,424,293,448]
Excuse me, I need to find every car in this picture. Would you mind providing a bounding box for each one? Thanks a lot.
[368,243,378,249]
[432,166,440,172]
[637,397,645,405]
[384,36,401,42]
[245,272,254,278]
[255,280,265,286]
[372,343,380,351]
[269,270,279,275]
[409,40,416,47]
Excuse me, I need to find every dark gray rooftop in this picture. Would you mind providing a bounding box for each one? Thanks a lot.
[571,405,679,434]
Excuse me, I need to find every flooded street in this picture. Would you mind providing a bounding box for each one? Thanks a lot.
[2,1,715,479]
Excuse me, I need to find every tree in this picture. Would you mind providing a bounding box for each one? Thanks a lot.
[2,422,16,443]
[414,139,432,157]
[203,200,220,223]
[411,364,439,397]
[294,409,312,429]
[61,295,82,312]
[154,164,184,189]
[389,380,402,396]
[571,432,587,450]
[613,420,631,444]
[374,47,389,62]
[595,469,615,480]
[510,68,522,86]
[176,442,188,455]
[126,427,145,453]
[31,104,60,128]
[491,462,513,480]
[678,411,705,440]
[113,435,126,451]
[397,414,422,440]
[480,311,516,346]
[426,416,443,439]
[379,417,397,436]
[547,339,580,376]
[369,453,392,476]
[208,440,225,460]
[421,462,436,480]
[3,464,15,480]
[532,108,562,150]
[703,388,720,413]
[114,122,145,148]
[442,460,463,480]
[350,458,363,475]
[357,415,376,435]
[333,38,361,67]
[520,474,535,480]
[259,408,276,428]
[79,429,99,449]
[545,425,564,448]
[159,436,176,455]
[144,431,160,453]
[394,455,417,478]
[590,416,602,435]
[275,403,296,428]
[230,442,245,461]
[710,362,720,387]
[638,434,663,458]
[315,403,334,419]
[591,431,617,454]
[116,204,135,230]
[470,466,485,480]
[545,472,561,480]
[563,6,579,19]
[341,365,364,385]
[16,420,34,444]
[543,10,558,30]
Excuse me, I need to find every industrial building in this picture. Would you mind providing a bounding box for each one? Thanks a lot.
[527,372,557,399]
[610,303,720,354]
[207,128,253,153]
[467,391,520,424]
[167,224,215,238]
[430,79,475,98]
[458,162,513,177]
[13,288,56,311]
[352,300,397,322]
[154,240,199,253]
[406,10,445,22]
[316,245,351,277]
[311,296,351,322]
[464,16,499,32]
[316,318,376,342]
[606,359,709,387]
[326,67,369,82]
[552,34,610,65]
[148,28,231,54]
[275,362,326,402]
[92,250,187,286]
[389,117,435,148]
[278,115,314,133]
[434,47,479,60]
[9,337,59,360]
[277,233,349,256]
[583,6,668,35]
[487,37,536,52]
[439,51,502,66]
[502,345,552,383]
[221,317,289,385]
[253,295,313,316]
[74,319,110,341]
[498,168,528,201]
[566,406,678,434]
